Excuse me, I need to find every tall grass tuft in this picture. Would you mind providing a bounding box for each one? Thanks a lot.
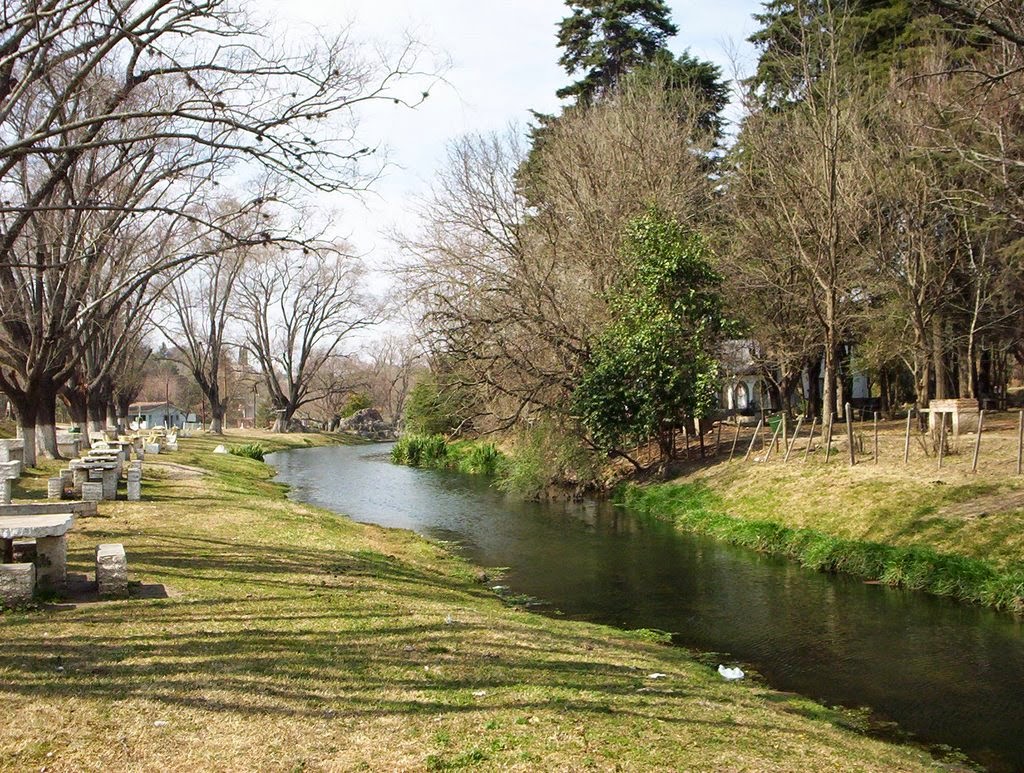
[229,443,266,462]
[391,434,449,467]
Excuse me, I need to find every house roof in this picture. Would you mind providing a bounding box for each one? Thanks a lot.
[129,401,184,413]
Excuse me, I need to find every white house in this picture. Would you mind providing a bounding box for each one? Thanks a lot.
[128,402,195,430]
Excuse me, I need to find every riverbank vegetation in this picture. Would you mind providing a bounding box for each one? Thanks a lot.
[1,433,940,770]
[621,426,1024,612]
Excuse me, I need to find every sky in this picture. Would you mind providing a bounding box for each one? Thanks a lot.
[264,0,762,300]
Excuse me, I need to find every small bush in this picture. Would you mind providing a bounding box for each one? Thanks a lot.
[391,434,450,468]
[229,443,266,462]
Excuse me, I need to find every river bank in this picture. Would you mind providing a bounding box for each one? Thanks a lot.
[0,431,941,771]
[627,444,1024,613]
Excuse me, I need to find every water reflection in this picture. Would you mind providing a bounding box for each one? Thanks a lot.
[269,443,1024,771]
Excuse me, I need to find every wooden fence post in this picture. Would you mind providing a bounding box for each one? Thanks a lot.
[729,423,741,462]
[971,410,985,474]
[764,419,784,462]
[803,417,817,462]
[715,421,723,457]
[845,403,855,466]
[784,416,804,463]
[937,415,946,470]
[744,419,763,462]
[873,411,879,464]
[1017,410,1023,476]
[824,418,834,463]
[903,408,912,464]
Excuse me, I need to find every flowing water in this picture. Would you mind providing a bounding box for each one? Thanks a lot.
[268,443,1024,771]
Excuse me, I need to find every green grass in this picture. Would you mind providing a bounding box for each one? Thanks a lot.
[0,429,939,770]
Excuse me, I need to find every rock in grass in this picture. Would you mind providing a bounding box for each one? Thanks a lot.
[213,445,228,454]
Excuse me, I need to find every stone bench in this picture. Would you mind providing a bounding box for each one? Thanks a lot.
[0,439,25,465]
[0,513,75,589]
[56,434,81,459]
[96,543,128,598]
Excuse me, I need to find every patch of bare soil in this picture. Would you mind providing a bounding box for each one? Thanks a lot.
[934,490,1024,520]
[147,461,206,479]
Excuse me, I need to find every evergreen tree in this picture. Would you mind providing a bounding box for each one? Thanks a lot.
[556,0,678,103]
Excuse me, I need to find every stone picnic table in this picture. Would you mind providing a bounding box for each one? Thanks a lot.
[0,512,75,589]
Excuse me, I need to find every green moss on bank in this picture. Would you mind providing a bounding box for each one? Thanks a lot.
[0,430,940,770]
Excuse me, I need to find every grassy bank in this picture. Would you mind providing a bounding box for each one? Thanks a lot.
[0,430,942,770]
[391,433,504,477]
[624,442,1024,613]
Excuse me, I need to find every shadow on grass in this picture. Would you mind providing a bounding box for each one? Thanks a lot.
[0,595,780,738]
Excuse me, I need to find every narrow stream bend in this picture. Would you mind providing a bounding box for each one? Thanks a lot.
[268,443,1024,771]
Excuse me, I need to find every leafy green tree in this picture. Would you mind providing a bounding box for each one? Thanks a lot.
[556,0,678,103]
[571,209,728,465]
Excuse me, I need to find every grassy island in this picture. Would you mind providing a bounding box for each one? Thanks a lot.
[1,432,941,770]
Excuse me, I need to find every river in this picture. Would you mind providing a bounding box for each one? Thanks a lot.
[268,442,1024,771]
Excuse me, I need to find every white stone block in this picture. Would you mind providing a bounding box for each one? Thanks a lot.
[0,479,10,505]
[96,543,128,598]
[0,563,35,607]
[47,477,63,499]
[127,480,141,501]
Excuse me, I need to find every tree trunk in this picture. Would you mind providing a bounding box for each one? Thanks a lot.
[62,387,91,448]
[88,391,107,435]
[932,315,948,399]
[35,378,61,460]
[822,337,839,428]
[210,409,224,434]
[14,399,39,469]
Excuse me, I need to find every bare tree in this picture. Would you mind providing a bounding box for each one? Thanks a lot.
[236,246,376,432]
[154,216,258,434]
[397,74,718,432]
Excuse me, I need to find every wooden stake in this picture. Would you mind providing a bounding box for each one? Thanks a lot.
[715,421,722,457]
[781,413,788,453]
[744,419,763,462]
[971,409,985,474]
[729,423,741,462]
[784,416,803,463]
[937,415,946,470]
[1017,410,1023,476]
[903,408,912,464]
[873,411,879,464]
[845,403,855,466]
[803,417,817,462]
[824,418,834,463]
[764,419,784,462]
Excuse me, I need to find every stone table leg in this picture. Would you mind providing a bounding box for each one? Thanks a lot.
[102,469,118,500]
[2,538,13,563]
[35,535,67,589]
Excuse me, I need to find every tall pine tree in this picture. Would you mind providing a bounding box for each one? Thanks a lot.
[556,0,678,103]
